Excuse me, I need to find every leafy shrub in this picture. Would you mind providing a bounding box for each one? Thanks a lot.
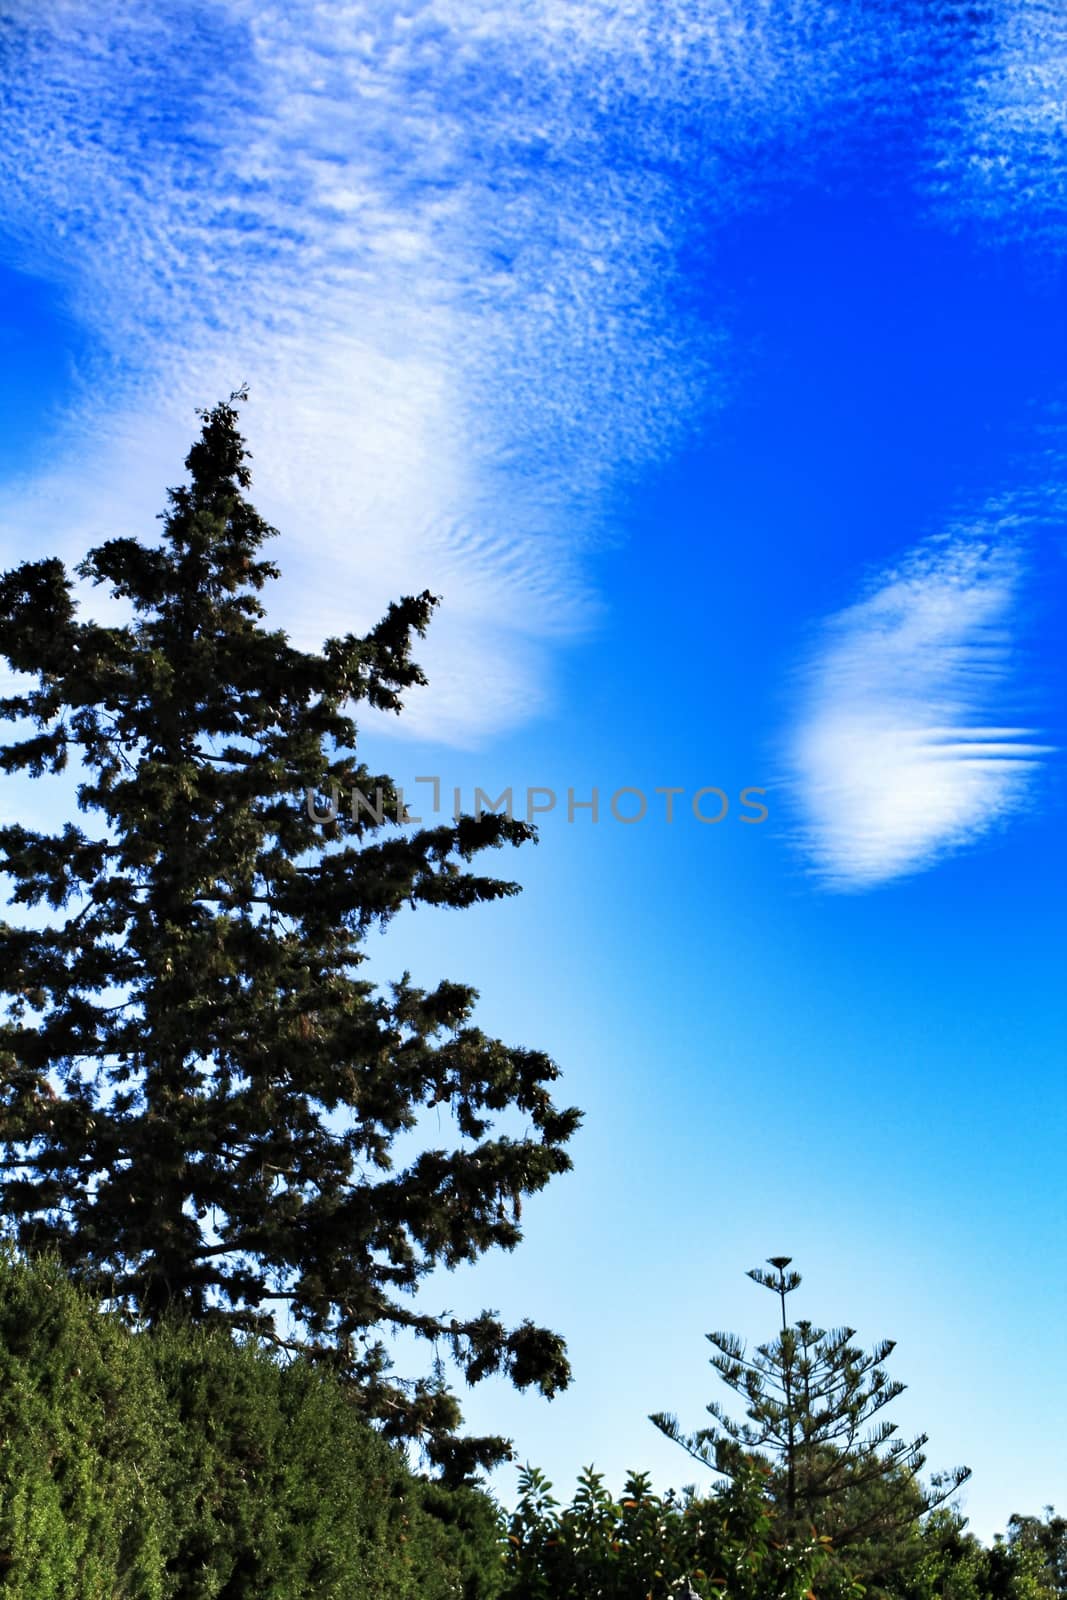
[0,1248,504,1599]
[501,1460,829,1600]
[0,1246,170,1598]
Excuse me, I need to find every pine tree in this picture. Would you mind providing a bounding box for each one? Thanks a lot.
[0,391,581,1479]
[650,1258,970,1585]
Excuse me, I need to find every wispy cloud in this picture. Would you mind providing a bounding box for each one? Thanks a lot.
[2,2,1064,757]
[0,0,956,744]
[784,528,1051,890]
[0,0,839,742]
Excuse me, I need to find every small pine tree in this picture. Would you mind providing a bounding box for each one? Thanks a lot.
[650,1258,970,1584]
[0,392,581,1478]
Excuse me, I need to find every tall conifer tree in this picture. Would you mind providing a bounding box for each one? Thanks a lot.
[0,393,581,1478]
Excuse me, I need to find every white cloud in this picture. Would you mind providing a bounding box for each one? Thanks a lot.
[3,0,1063,763]
[784,530,1051,890]
[923,0,1067,243]
[0,0,912,744]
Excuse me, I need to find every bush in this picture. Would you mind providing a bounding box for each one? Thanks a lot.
[0,1248,504,1599]
[500,1460,829,1600]
[0,1246,170,1597]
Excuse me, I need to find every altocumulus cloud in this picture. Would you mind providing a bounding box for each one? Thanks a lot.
[785,530,1052,891]
[0,0,888,743]
[4,0,1019,745]
[0,0,1063,783]
[923,0,1067,244]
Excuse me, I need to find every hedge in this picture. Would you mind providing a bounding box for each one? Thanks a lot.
[0,1249,503,1600]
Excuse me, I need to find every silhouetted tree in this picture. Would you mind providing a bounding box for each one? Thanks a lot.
[0,391,581,1479]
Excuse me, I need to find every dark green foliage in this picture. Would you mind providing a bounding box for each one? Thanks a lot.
[0,392,581,1471]
[0,1246,170,1596]
[0,1247,505,1599]
[886,1507,1066,1600]
[497,1453,1062,1600]
[995,1512,1067,1600]
[500,1460,828,1600]
[651,1258,970,1595]
[897,1510,998,1600]
[151,1324,504,1600]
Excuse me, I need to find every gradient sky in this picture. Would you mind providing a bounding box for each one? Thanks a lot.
[1,0,1065,1541]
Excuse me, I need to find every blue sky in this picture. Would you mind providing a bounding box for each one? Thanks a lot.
[1,0,1065,1540]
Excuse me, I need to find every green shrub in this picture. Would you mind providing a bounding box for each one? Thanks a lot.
[0,1246,170,1598]
[501,1460,829,1600]
[0,1249,504,1599]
